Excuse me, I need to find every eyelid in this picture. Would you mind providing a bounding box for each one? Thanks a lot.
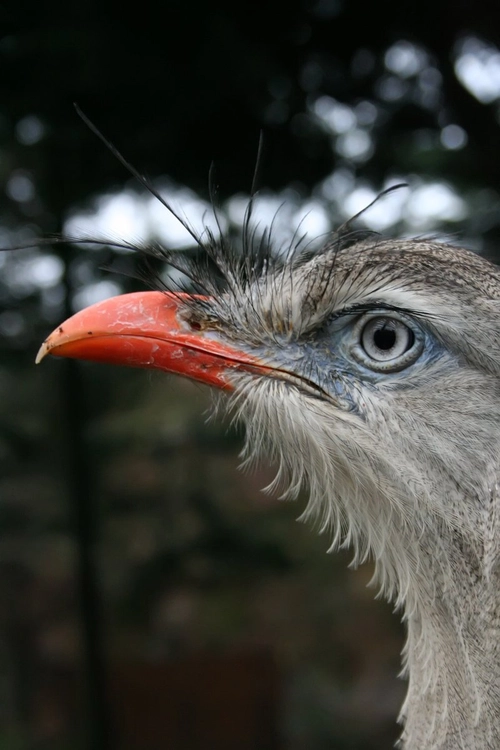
[330,302,414,320]
[350,309,423,338]
[304,302,426,340]
[324,301,429,329]
[323,304,405,333]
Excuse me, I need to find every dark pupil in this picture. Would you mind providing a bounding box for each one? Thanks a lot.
[373,324,397,351]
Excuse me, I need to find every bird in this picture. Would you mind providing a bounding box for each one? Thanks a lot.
[36,214,500,748]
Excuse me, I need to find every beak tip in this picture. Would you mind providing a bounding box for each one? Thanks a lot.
[35,342,49,364]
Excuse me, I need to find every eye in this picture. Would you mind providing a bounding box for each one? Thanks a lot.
[362,317,413,360]
[351,313,424,372]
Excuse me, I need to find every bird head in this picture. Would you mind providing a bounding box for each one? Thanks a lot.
[34,108,500,745]
[37,236,500,606]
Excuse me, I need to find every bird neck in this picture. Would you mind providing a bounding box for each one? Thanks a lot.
[399,528,500,750]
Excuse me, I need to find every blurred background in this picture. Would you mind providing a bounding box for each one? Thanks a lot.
[1,1,500,748]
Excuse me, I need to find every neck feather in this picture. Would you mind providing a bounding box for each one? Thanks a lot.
[233,382,500,749]
[398,532,500,749]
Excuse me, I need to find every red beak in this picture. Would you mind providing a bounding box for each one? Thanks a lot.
[36,291,265,390]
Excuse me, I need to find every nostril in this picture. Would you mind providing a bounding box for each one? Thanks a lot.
[189,320,202,331]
